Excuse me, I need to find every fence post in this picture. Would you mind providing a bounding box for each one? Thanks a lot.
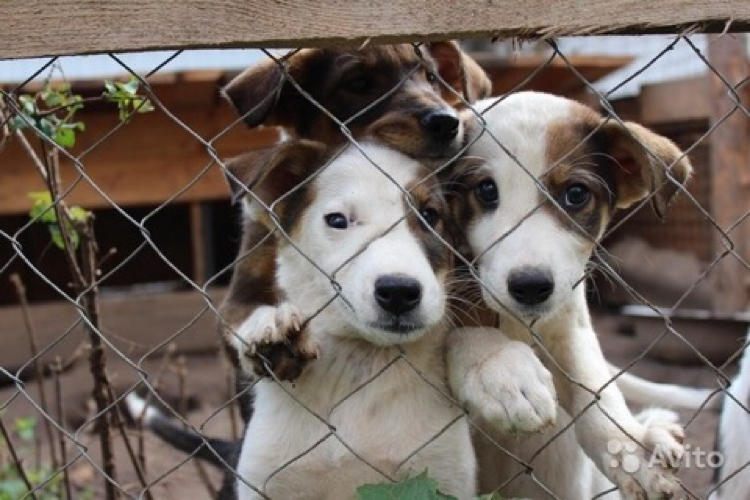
[708,33,750,314]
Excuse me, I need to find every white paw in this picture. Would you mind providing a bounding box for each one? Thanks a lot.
[467,341,557,433]
[231,302,319,380]
[605,420,685,500]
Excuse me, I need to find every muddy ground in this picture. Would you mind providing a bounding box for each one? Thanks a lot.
[0,310,732,499]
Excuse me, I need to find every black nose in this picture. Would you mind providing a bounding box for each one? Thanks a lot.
[420,111,459,142]
[374,275,422,316]
[507,268,554,306]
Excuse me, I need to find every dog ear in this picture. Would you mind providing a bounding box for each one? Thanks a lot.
[224,140,327,208]
[223,51,315,129]
[600,120,692,218]
[426,41,492,104]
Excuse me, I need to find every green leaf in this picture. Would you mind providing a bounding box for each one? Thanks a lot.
[356,472,457,500]
[12,417,37,442]
[38,117,55,139]
[136,98,155,113]
[67,206,89,223]
[10,115,31,131]
[103,80,117,95]
[120,77,140,95]
[48,225,64,249]
[0,478,28,498]
[18,94,37,115]
[54,126,75,147]
[43,90,65,107]
[28,191,57,224]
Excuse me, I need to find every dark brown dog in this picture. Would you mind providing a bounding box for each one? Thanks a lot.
[219,42,491,420]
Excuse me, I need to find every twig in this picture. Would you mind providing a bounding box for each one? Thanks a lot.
[176,357,218,499]
[78,217,118,500]
[39,141,86,289]
[104,385,154,500]
[53,357,74,500]
[0,416,39,500]
[31,96,103,119]
[9,273,60,473]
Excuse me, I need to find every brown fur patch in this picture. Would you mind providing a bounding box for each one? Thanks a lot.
[404,173,453,274]
[542,105,619,240]
[224,44,489,160]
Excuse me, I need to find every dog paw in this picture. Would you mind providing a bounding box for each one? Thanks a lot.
[232,302,319,381]
[467,341,557,433]
[604,420,685,500]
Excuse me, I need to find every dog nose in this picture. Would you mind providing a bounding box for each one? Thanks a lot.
[374,275,422,315]
[420,111,459,142]
[507,268,554,306]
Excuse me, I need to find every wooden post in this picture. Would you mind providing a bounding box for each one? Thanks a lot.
[707,34,750,314]
[189,202,207,285]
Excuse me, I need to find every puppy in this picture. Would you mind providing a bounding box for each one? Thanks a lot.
[229,140,479,500]
[445,91,692,499]
[219,43,492,412]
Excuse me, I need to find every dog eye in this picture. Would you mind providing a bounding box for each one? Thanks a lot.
[343,76,372,93]
[425,70,437,84]
[475,179,499,208]
[419,207,439,227]
[324,213,348,229]
[563,184,591,209]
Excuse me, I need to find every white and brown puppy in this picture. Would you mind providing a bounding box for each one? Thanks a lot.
[446,91,692,499]
[228,140,494,500]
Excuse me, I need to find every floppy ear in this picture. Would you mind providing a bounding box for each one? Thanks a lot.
[426,41,492,104]
[223,50,315,129]
[599,120,692,218]
[223,140,327,211]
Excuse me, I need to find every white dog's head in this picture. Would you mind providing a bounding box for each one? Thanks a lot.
[447,92,692,322]
[227,140,453,345]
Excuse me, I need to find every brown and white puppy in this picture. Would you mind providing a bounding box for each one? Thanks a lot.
[230,140,477,500]
[219,42,491,417]
[445,91,692,499]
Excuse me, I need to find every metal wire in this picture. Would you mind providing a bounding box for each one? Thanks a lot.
[0,32,748,500]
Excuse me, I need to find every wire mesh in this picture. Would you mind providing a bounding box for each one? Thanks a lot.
[0,31,749,500]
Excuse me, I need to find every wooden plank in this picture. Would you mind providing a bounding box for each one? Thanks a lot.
[475,54,632,96]
[0,288,227,371]
[639,76,711,125]
[707,34,750,313]
[2,1,750,60]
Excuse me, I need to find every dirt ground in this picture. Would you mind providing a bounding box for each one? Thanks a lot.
[0,310,729,499]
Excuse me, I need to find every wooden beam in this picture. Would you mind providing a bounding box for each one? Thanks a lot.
[639,76,711,125]
[707,34,750,314]
[2,1,750,60]
[0,79,279,215]
[474,54,632,97]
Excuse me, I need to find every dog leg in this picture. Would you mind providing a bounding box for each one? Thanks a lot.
[448,326,557,434]
[231,301,320,381]
[545,311,685,500]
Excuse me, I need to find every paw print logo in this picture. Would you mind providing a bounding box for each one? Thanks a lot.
[608,440,641,474]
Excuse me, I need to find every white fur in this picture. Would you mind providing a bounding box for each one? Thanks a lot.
[450,92,686,499]
[124,392,160,424]
[612,363,720,411]
[234,143,477,500]
[711,328,750,499]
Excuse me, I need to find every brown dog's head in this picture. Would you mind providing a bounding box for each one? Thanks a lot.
[223,42,491,159]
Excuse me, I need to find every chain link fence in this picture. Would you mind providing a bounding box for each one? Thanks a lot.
[1,28,749,500]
